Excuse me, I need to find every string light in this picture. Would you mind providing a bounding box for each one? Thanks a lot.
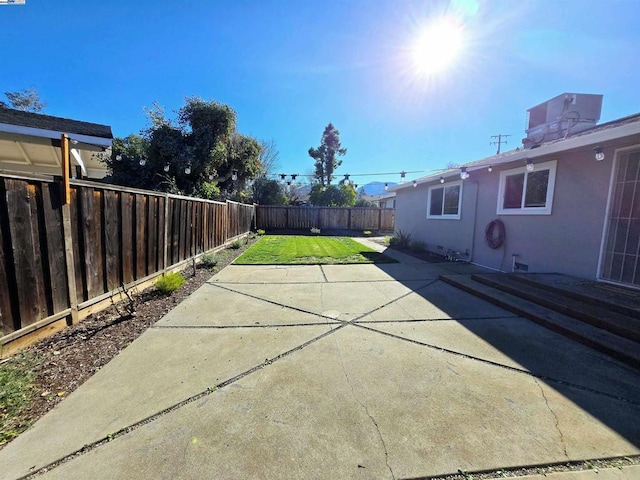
[413,180,417,188]
[231,169,238,181]
[460,167,469,180]
[440,176,445,184]
[164,164,170,172]
[594,147,605,161]
[139,157,146,166]
[526,159,534,172]
[185,163,192,175]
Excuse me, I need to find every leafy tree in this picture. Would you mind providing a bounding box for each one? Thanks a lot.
[252,178,286,205]
[1,88,46,112]
[308,123,347,187]
[309,184,356,207]
[103,97,262,199]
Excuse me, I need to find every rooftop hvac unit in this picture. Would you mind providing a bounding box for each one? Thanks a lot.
[523,93,603,146]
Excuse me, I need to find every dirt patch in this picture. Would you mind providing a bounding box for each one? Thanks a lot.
[0,235,258,450]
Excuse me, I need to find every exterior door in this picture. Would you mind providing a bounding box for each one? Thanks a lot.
[600,147,640,287]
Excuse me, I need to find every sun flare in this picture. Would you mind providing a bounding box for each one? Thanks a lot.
[411,18,464,76]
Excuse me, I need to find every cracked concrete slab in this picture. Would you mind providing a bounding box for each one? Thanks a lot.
[0,325,337,480]
[156,281,339,326]
[36,326,640,480]
[209,264,326,283]
[357,279,511,321]
[321,263,446,282]
[221,280,429,318]
[366,319,640,400]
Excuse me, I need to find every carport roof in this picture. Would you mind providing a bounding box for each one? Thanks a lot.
[0,106,113,139]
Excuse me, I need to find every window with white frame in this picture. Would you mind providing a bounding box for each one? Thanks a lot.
[427,181,462,219]
[497,160,557,215]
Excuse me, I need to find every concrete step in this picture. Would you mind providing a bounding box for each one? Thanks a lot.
[440,274,640,369]
[508,273,640,321]
[471,274,640,343]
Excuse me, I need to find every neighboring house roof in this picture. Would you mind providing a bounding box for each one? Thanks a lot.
[0,107,113,179]
[393,112,640,191]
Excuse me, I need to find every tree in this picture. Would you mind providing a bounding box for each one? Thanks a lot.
[103,97,263,199]
[308,123,347,187]
[1,88,46,112]
[309,184,356,207]
[252,178,286,205]
[258,139,281,177]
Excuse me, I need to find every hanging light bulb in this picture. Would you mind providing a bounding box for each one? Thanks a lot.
[400,171,406,184]
[440,176,445,184]
[115,154,122,161]
[594,147,605,161]
[139,157,147,166]
[384,183,389,191]
[208,174,214,181]
[460,167,469,180]
[231,169,238,181]
[413,180,417,188]
[488,165,493,172]
[185,163,192,175]
[526,159,534,172]
[343,174,350,185]
[164,163,170,172]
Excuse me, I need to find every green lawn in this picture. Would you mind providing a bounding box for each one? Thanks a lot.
[234,235,396,265]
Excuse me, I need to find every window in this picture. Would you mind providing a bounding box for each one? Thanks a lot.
[497,160,557,215]
[427,181,462,219]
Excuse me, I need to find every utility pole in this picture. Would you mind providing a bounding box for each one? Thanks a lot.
[490,134,511,155]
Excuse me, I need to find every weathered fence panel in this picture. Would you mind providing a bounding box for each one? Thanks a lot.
[256,206,394,232]
[0,174,254,351]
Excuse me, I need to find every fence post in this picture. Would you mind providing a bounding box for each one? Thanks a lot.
[59,134,79,324]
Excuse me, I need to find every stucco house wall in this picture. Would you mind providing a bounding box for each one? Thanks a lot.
[394,131,640,282]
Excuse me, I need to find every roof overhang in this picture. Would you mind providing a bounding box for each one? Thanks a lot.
[394,116,640,191]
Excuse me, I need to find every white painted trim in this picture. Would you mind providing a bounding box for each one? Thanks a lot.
[596,143,640,282]
[0,122,112,147]
[426,180,462,220]
[496,160,557,215]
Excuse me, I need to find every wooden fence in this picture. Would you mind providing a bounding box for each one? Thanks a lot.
[256,205,394,231]
[0,173,255,353]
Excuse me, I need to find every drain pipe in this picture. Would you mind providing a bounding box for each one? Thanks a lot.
[511,254,519,272]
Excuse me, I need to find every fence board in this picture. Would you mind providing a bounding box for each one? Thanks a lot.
[5,180,43,328]
[147,196,158,274]
[104,190,121,291]
[135,194,147,279]
[81,188,105,299]
[41,183,69,313]
[27,184,49,320]
[0,183,14,334]
[121,193,134,284]
[70,188,85,301]
[256,206,395,232]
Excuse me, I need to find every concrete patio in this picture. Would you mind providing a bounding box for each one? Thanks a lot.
[1,242,638,479]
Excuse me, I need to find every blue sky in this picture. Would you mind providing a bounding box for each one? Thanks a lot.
[1,0,638,185]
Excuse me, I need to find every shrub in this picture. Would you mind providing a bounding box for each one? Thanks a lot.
[257,229,266,236]
[389,230,412,249]
[230,239,243,249]
[363,230,372,236]
[310,227,321,234]
[155,273,185,294]
[410,240,427,252]
[200,252,218,267]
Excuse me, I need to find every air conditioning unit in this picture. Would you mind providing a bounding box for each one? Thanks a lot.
[523,93,603,146]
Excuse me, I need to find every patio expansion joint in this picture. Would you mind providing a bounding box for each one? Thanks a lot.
[208,283,351,324]
[333,335,396,480]
[17,324,349,480]
[354,323,640,408]
[152,322,343,330]
[534,378,569,460]
[354,315,521,324]
[319,265,329,282]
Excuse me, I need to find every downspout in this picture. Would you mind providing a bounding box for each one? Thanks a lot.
[468,179,480,263]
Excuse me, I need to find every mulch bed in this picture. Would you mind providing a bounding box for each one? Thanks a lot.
[1,235,258,450]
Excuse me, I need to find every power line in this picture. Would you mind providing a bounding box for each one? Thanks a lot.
[490,134,510,155]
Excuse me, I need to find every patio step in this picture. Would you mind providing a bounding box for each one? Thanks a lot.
[440,274,640,369]
[471,273,640,343]
[507,273,640,321]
